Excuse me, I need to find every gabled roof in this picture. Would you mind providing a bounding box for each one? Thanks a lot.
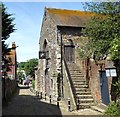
[46,8,95,27]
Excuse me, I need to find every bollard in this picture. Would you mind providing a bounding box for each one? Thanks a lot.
[57,97,59,107]
[49,95,51,104]
[40,92,42,99]
[37,92,39,97]
[77,97,80,110]
[68,98,71,112]
[45,93,46,100]
[36,91,37,96]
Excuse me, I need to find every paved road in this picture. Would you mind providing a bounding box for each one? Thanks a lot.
[2,85,102,116]
[2,85,75,115]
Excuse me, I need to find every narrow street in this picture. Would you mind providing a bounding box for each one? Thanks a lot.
[2,85,76,115]
[2,84,102,116]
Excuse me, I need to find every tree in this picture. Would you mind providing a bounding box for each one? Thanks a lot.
[24,58,38,77]
[1,3,16,72]
[80,2,120,103]
[2,3,15,40]
[17,71,24,80]
[18,62,26,70]
[82,2,120,60]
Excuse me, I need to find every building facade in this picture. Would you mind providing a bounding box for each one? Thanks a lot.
[6,42,17,80]
[37,7,113,109]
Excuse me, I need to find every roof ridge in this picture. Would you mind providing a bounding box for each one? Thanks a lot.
[45,7,93,14]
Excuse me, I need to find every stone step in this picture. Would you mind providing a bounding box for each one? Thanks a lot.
[73,81,87,85]
[71,78,85,80]
[72,78,85,81]
[77,95,93,99]
[67,63,95,110]
[79,103,95,109]
[69,70,82,73]
[75,88,90,93]
[79,98,94,103]
[91,105,106,113]
[70,72,83,75]
[69,69,81,72]
[74,84,88,88]
[70,74,84,78]
[71,75,84,77]
[76,91,91,95]
[72,79,86,82]
[70,71,82,73]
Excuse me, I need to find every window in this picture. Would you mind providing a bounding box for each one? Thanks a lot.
[51,79,53,89]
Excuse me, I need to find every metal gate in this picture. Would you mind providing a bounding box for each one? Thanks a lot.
[99,71,110,105]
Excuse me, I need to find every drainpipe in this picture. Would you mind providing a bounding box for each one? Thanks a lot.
[0,8,2,116]
[60,31,64,98]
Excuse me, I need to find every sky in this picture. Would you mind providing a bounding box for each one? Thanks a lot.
[4,2,85,62]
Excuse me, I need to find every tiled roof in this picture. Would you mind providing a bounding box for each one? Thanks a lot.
[46,8,95,27]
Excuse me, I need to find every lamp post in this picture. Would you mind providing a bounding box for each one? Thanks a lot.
[105,60,117,102]
[105,60,117,77]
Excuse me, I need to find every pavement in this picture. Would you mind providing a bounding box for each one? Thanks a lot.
[2,84,102,116]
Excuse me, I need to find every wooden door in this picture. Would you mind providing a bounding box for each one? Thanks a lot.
[64,45,75,63]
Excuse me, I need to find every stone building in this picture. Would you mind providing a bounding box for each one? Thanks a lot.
[6,42,17,80]
[2,42,18,101]
[37,7,113,110]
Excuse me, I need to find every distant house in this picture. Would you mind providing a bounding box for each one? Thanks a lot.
[6,42,17,80]
[37,7,113,110]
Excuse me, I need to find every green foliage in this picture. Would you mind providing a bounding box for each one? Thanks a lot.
[24,58,38,76]
[17,71,24,80]
[18,62,26,70]
[1,3,16,40]
[1,3,16,74]
[1,3,16,56]
[104,101,120,115]
[113,80,120,98]
[32,80,35,89]
[18,58,38,77]
[109,38,120,60]
[82,2,120,61]
[76,37,93,59]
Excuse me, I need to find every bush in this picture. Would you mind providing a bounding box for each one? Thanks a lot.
[104,101,120,116]
[32,80,35,89]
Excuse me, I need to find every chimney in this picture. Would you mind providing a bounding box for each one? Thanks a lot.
[12,42,16,49]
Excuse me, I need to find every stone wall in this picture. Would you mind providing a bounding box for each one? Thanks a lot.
[39,10,58,97]
[2,78,17,101]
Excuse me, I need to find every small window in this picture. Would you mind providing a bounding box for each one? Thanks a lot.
[51,79,53,89]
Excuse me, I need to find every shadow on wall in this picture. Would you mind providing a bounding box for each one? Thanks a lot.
[2,78,18,106]
[2,85,62,116]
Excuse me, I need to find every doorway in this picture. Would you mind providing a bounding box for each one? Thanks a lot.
[64,45,75,63]
[99,70,110,105]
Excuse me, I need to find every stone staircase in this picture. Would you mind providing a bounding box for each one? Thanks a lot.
[67,63,95,109]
